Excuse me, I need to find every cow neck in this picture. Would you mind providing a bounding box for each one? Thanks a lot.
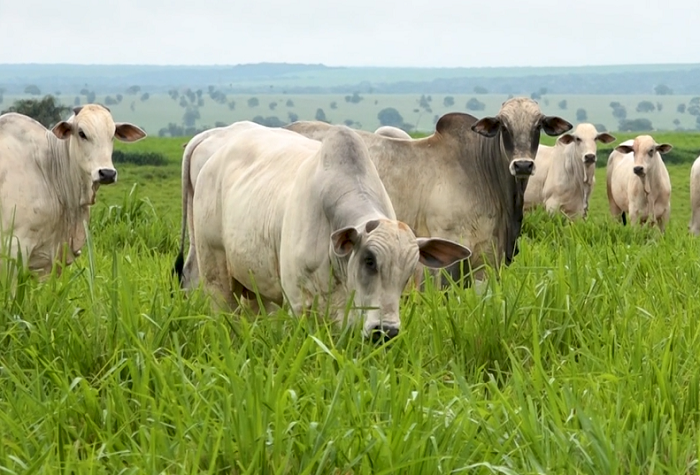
[490,130,523,265]
[44,132,92,231]
[562,143,586,195]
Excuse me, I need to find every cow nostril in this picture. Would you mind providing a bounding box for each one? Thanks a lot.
[98,168,117,184]
[369,324,399,343]
[515,160,534,174]
[584,154,596,163]
[633,166,644,175]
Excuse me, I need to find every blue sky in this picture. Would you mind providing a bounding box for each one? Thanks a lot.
[0,0,696,67]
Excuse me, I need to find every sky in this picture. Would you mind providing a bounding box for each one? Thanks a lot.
[0,0,697,68]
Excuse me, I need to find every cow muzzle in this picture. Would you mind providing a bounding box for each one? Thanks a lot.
[97,168,118,185]
[584,153,596,164]
[633,166,645,177]
[510,159,535,178]
[368,323,400,343]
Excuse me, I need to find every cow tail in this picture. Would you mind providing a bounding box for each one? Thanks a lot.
[174,136,202,282]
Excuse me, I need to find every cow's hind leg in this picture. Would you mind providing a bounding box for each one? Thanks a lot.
[198,246,238,313]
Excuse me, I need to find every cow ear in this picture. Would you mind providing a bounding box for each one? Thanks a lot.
[115,123,147,142]
[656,143,673,154]
[331,226,360,257]
[471,117,500,137]
[72,106,84,116]
[557,134,576,146]
[416,238,472,269]
[542,116,573,136]
[595,132,616,144]
[615,144,634,154]
[52,121,73,139]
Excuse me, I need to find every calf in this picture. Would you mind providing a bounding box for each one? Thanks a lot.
[606,135,672,231]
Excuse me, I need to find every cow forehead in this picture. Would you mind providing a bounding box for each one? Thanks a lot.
[573,123,598,139]
[362,220,417,250]
[498,98,542,132]
[73,106,115,134]
[633,135,656,154]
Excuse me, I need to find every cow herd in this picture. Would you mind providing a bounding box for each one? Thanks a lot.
[0,97,699,342]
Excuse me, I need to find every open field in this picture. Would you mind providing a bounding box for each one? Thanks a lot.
[3,135,700,472]
[4,92,700,135]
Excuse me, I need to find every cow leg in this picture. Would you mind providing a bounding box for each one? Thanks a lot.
[198,246,237,313]
[180,244,200,291]
[609,200,624,224]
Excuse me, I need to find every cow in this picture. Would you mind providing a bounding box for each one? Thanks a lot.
[174,121,260,290]
[374,126,412,139]
[524,123,616,219]
[689,155,700,235]
[285,97,572,283]
[606,135,672,231]
[0,105,146,276]
[191,123,472,341]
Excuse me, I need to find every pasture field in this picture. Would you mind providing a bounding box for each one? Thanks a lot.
[4,92,700,135]
[3,135,700,473]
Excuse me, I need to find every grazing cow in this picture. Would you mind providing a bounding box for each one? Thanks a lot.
[0,105,145,275]
[689,156,700,235]
[174,121,260,289]
[192,123,471,340]
[374,126,412,139]
[524,123,616,218]
[285,97,572,282]
[606,135,672,231]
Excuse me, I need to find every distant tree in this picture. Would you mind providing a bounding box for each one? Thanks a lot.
[86,91,96,103]
[185,89,196,103]
[197,97,204,107]
[24,85,41,96]
[54,91,61,96]
[286,99,294,107]
[474,86,488,94]
[195,89,203,99]
[247,97,259,108]
[673,118,681,127]
[252,115,285,127]
[377,107,409,131]
[413,108,420,113]
[696,116,700,130]
[344,119,354,126]
[466,98,485,111]
[168,89,179,100]
[618,118,653,132]
[374,100,378,105]
[315,108,328,122]
[654,84,673,95]
[288,111,298,122]
[74,96,81,106]
[182,107,200,127]
[612,105,627,120]
[228,100,236,110]
[126,85,141,95]
[530,91,541,100]
[1,95,69,128]
[418,95,431,112]
[179,97,188,108]
[558,99,567,110]
[576,108,588,122]
[330,101,337,110]
[656,102,663,112]
[636,100,655,113]
[269,101,277,110]
[104,96,118,106]
[443,96,455,107]
[130,101,135,112]
[140,92,150,102]
[344,92,363,104]
[214,121,227,127]
[677,103,686,113]
[609,101,621,109]
[116,94,123,103]
[594,123,607,132]
[689,97,700,116]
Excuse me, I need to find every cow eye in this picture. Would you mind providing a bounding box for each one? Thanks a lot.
[364,254,377,272]
[78,130,87,140]
[648,149,654,156]
[575,136,582,143]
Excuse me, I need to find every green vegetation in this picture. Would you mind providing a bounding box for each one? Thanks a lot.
[2,135,700,472]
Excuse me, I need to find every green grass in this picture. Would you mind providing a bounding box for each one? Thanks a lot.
[2,136,700,473]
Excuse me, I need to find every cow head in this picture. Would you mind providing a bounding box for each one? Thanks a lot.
[615,135,672,178]
[331,219,471,342]
[51,104,146,186]
[557,123,616,166]
[471,97,572,179]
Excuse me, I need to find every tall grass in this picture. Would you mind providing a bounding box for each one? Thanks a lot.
[2,161,700,473]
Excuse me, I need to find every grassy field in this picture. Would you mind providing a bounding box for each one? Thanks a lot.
[4,92,700,135]
[3,134,700,473]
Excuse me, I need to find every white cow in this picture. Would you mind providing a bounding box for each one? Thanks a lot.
[0,105,145,275]
[689,155,700,235]
[192,123,471,340]
[174,121,260,289]
[524,123,615,218]
[374,126,412,139]
[606,135,672,231]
